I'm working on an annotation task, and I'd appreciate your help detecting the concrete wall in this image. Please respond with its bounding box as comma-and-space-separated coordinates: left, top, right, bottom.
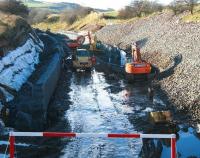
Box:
96, 42, 127, 67
15, 53, 62, 130
32, 53, 61, 112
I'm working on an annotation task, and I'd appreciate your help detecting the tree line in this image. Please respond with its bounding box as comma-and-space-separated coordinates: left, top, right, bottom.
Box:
0, 0, 199, 23
118, 0, 199, 19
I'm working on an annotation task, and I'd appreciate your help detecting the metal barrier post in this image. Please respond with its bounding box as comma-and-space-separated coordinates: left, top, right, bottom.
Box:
171, 135, 176, 158
9, 135, 15, 158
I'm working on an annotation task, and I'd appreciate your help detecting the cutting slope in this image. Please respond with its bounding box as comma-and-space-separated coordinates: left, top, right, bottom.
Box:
96, 12, 200, 121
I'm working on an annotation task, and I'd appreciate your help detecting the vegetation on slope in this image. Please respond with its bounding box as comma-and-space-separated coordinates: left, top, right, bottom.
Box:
31, 0, 200, 33
0, 1, 31, 54
182, 4, 200, 22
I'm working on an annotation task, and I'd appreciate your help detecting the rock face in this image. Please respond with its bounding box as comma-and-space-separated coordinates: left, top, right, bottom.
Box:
96, 12, 200, 122
0, 32, 44, 130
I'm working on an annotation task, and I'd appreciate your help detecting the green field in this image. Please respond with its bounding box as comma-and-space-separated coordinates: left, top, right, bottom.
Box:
23, 1, 51, 8
103, 11, 119, 18
22, 0, 80, 11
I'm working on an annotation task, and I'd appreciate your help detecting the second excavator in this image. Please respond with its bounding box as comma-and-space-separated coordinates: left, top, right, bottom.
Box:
125, 42, 152, 81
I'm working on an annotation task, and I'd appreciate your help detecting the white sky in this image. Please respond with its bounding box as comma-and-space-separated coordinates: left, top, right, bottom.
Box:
38, 0, 173, 10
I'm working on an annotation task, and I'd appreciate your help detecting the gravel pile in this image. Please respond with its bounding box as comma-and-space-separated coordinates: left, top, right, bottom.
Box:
96, 12, 200, 121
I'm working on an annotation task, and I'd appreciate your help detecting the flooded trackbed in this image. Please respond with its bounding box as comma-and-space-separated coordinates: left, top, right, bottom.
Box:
1, 69, 200, 158
59, 70, 200, 158
58, 69, 159, 158
61, 71, 144, 158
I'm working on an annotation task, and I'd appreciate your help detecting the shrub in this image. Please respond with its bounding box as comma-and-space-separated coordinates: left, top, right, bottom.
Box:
170, 0, 199, 15
0, 0, 29, 18
118, 6, 135, 19
60, 7, 93, 24
60, 11, 78, 24
46, 15, 60, 23
183, 0, 199, 14
28, 8, 50, 24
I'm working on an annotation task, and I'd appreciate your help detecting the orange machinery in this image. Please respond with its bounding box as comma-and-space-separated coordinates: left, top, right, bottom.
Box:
67, 32, 92, 50
125, 43, 151, 79
67, 35, 86, 49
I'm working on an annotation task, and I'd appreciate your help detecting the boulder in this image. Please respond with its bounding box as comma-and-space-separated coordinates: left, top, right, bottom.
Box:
148, 111, 173, 124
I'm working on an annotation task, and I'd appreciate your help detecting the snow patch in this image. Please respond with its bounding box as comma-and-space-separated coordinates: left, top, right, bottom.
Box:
195, 124, 200, 133
0, 34, 43, 92
0, 141, 30, 147
0, 154, 8, 158
143, 107, 153, 112
0, 87, 14, 102
0, 33, 43, 120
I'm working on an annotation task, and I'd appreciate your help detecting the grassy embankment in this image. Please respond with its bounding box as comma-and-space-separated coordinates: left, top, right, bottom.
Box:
32, 4, 200, 32
182, 5, 200, 22
32, 10, 140, 32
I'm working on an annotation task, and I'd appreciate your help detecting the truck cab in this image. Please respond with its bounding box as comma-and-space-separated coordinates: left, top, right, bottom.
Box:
72, 49, 95, 71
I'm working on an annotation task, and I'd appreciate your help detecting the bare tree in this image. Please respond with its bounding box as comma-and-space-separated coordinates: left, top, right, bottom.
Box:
184, 0, 199, 14
170, 0, 199, 15
118, 6, 135, 19
118, 0, 163, 19
170, 0, 187, 15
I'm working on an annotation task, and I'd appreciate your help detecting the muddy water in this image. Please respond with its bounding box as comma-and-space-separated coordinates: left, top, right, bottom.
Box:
59, 70, 161, 158
59, 70, 200, 158
1, 69, 200, 158
61, 70, 144, 158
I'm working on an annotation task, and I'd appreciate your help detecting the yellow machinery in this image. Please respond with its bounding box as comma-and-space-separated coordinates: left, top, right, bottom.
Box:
72, 49, 95, 71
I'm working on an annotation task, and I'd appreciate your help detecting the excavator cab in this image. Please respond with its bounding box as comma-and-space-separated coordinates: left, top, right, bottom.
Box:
67, 35, 85, 50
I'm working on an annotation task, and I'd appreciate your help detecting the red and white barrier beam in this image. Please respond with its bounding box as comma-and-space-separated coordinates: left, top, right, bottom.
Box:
9, 132, 176, 158
9, 132, 176, 139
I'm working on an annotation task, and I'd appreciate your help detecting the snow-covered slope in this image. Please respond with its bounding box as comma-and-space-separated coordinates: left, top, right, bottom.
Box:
0, 33, 44, 102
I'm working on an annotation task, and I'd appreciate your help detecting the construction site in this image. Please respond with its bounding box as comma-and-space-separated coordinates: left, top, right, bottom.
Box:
0, 0, 200, 158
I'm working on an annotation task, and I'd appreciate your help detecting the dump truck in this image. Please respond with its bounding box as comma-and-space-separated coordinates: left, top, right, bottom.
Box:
72, 49, 96, 71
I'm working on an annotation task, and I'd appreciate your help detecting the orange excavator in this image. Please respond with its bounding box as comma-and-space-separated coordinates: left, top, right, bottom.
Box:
125, 42, 151, 81
67, 35, 86, 50
67, 32, 92, 49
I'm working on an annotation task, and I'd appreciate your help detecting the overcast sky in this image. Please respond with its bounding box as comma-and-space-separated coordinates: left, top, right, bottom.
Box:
38, 0, 173, 10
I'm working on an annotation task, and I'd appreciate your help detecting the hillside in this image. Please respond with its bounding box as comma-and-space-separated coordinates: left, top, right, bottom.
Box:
32, 11, 132, 32
22, 0, 114, 12
96, 11, 200, 123
22, 0, 81, 11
